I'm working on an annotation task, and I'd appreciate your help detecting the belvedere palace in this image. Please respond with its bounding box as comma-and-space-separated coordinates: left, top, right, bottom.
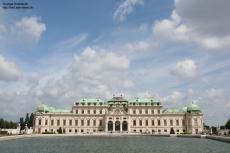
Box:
34, 96, 203, 134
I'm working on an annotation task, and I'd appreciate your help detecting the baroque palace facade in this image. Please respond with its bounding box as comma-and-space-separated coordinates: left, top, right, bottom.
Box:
34, 96, 203, 134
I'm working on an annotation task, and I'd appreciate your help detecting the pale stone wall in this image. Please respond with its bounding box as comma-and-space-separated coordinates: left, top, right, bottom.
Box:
34, 103, 203, 134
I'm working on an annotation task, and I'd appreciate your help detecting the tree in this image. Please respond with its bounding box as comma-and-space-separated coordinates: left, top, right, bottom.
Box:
211, 126, 217, 135
225, 118, 230, 129
170, 128, 175, 134
25, 113, 30, 126
20, 117, 25, 130
220, 125, 226, 130
28, 113, 34, 128
0, 118, 17, 129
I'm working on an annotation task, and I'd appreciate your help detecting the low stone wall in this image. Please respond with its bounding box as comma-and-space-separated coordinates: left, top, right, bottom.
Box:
0, 133, 230, 143
177, 134, 201, 138
206, 135, 230, 143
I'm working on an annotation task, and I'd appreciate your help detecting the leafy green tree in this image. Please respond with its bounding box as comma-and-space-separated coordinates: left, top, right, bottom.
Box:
220, 125, 226, 130
225, 118, 230, 129
211, 126, 217, 135
28, 113, 34, 128
20, 117, 25, 130
170, 128, 175, 134
25, 113, 30, 126
0, 118, 17, 129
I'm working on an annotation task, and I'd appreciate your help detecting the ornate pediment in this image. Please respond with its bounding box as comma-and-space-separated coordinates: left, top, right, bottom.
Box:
108, 108, 127, 115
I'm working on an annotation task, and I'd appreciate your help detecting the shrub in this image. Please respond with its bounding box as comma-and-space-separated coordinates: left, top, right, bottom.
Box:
42, 131, 55, 134
0, 131, 8, 135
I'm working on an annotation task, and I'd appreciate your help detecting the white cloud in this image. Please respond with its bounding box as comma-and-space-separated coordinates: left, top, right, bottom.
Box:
12, 16, 46, 44
170, 59, 197, 79
153, 11, 191, 42
205, 88, 223, 99
56, 33, 88, 51
123, 41, 150, 52
164, 91, 184, 103
0, 55, 21, 81
153, 0, 230, 50
72, 47, 132, 89
113, 0, 144, 22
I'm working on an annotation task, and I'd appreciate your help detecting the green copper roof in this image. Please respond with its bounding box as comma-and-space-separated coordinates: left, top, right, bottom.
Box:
79, 98, 104, 103
163, 108, 185, 114
108, 97, 128, 102
187, 101, 201, 112
129, 98, 160, 103
37, 104, 70, 113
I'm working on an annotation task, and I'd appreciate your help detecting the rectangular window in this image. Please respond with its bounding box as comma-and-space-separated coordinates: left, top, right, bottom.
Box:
145, 120, 148, 126
176, 120, 179, 126
158, 120, 161, 126
38, 119, 41, 125
63, 120, 66, 126
81, 120, 84, 126
87, 120, 90, 126
99, 120, 102, 126
145, 109, 148, 114
139, 120, 142, 126
194, 118, 198, 126
164, 120, 167, 126
133, 120, 136, 126
151, 109, 154, 114
57, 120, 60, 126
88, 110, 90, 114
69, 120, 72, 126
170, 120, 173, 126
152, 120, 154, 126
133, 110, 136, 114
182, 120, 185, 126
158, 110, 160, 114
100, 110, 102, 114
93, 120, 96, 126
76, 110, 78, 114
45, 120, 48, 125
51, 120, 54, 126
139, 109, 142, 114
81, 109, 84, 114
94, 110, 96, 114
75, 120, 78, 126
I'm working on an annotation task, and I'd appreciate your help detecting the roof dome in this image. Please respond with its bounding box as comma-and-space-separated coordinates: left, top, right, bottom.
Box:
187, 101, 201, 112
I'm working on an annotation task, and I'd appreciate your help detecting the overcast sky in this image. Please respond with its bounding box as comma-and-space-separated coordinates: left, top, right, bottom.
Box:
0, 0, 230, 126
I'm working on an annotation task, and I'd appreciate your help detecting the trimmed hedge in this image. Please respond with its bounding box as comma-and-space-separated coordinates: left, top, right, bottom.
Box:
0, 131, 8, 135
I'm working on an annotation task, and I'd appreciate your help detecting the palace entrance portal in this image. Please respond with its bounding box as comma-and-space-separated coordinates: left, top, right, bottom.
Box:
108, 121, 113, 131
107, 120, 128, 132
122, 121, 128, 131
115, 121, 120, 132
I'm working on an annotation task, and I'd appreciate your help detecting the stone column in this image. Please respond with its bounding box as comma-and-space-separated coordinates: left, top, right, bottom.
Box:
128, 119, 130, 133
120, 121, 122, 133
113, 122, 115, 132
105, 119, 108, 133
